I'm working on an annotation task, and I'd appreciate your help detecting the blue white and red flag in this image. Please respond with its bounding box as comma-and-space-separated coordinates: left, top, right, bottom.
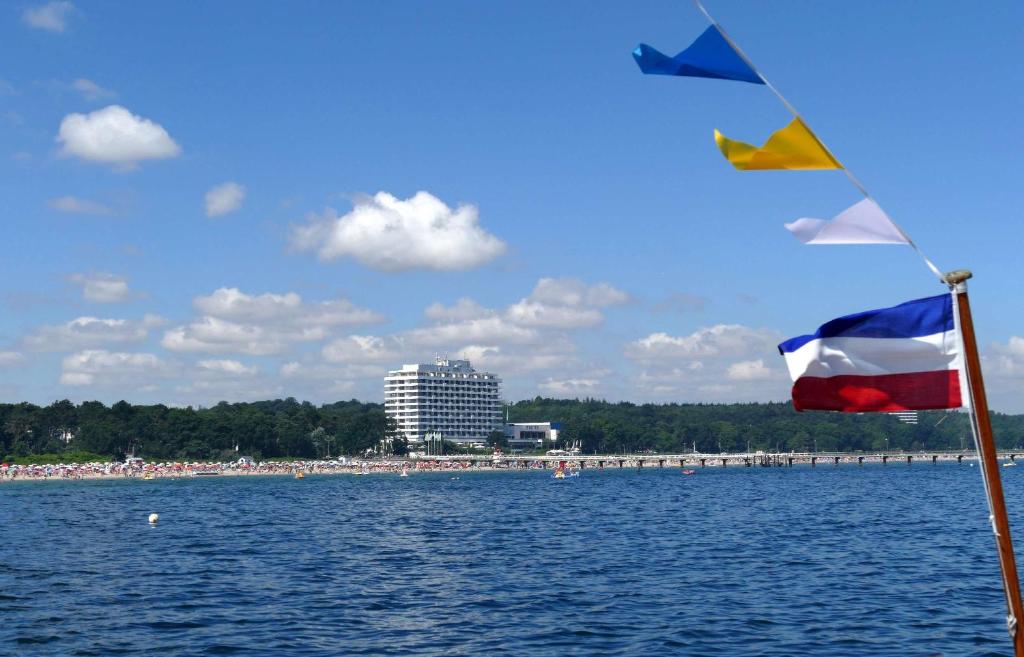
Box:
778, 294, 967, 412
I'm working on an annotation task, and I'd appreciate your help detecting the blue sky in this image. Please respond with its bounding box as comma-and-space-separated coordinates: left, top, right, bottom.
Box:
3, 1, 1023, 410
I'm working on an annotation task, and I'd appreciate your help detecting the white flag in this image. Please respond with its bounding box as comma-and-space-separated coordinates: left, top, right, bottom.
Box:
785, 198, 908, 245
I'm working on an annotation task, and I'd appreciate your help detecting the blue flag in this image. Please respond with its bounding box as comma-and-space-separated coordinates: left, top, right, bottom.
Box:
633, 26, 763, 84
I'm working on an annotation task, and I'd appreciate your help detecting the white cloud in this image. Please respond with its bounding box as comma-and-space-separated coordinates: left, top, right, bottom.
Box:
162, 288, 384, 355
528, 278, 630, 308
48, 195, 112, 215
627, 324, 788, 402
625, 325, 781, 363
195, 288, 306, 320
505, 300, 603, 329
322, 335, 405, 364
24, 315, 165, 352
501, 278, 628, 329
986, 337, 1024, 378
1005, 337, 1024, 358
254, 278, 624, 403
72, 78, 115, 101
405, 316, 539, 347
0, 351, 25, 368
60, 349, 173, 387
69, 272, 133, 303
162, 317, 283, 356
57, 105, 181, 168
586, 282, 632, 307
197, 359, 258, 376
204, 182, 246, 217
308, 278, 624, 396
424, 298, 491, 322
726, 359, 773, 381
538, 377, 602, 396
23, 1, 73, 32
171, 379, 284, 405
289, 191, 506, 271
59, 372, 92, 386
276, 360, 386, 402
194, 287, 383, 326
983, 338, 1024, 412
454, 344, 572, 376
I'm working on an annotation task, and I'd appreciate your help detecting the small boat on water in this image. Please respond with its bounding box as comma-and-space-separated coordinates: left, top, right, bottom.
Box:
399, 468, 409, 477
295, 471, 305, 479
682, 469, 696, 475
1004, 462, 1017, 468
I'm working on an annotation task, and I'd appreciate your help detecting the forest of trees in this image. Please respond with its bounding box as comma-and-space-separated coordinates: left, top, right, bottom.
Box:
4, 396, 1024, 463
0, 398, 399, 462
509, 398, 1024, 454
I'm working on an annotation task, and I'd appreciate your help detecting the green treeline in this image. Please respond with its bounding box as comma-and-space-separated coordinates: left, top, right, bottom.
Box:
509, 398, 1024, 454
0, 398, 397, 462
4, 397, 1024, 463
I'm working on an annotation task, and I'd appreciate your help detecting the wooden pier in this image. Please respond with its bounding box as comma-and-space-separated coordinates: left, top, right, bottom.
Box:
415, 451, 1021, 469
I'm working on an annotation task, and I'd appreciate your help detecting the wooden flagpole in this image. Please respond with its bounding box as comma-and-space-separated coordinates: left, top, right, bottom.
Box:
946, 269, 1024, 656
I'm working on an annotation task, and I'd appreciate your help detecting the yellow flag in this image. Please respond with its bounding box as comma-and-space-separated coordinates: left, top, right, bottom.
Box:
714, 118, 842, 170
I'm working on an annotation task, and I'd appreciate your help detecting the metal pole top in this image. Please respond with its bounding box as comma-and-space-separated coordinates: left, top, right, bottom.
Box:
945, 269, 973, 286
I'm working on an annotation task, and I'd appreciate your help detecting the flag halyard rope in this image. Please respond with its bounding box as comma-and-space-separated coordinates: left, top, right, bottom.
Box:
692, 0, 945, 283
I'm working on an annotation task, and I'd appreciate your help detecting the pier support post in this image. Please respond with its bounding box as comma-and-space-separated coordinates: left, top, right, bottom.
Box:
858, 456, 864, 466
787, 457, 794, 467
811, 457, 817, 467
933, 455, 938, 464
721, 458, 727, 467
958, 454, 964, 464
598, 460, 604, 469
882, 455, 888, 465
658, 459, 664, 468
907, 455, 913, 465
700, 458, 706, 468
744, 458, 751, 467
834, 456, 840, 465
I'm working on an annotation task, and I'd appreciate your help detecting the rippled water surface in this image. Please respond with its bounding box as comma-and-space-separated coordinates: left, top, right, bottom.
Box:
3, 464, 1022, 656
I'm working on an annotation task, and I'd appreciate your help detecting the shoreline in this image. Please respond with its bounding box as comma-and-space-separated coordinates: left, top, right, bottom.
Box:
0, 452, 992, 483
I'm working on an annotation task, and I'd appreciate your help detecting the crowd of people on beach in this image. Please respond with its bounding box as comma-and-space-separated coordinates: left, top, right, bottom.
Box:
0, 457, 553, 481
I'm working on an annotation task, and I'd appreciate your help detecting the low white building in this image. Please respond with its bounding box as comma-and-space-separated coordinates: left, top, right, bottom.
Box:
504, 422, 560, 450
385, 358, 502, 446
889, 411, 918, 425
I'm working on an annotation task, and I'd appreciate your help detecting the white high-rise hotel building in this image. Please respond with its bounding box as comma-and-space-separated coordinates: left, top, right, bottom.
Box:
384, 358, 502, 445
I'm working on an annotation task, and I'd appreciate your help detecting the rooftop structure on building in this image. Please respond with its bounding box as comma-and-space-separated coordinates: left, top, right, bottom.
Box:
385, 357, 502, 446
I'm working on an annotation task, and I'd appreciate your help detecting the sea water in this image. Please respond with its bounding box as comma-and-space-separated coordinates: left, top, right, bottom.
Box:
1, 463, 1018, 656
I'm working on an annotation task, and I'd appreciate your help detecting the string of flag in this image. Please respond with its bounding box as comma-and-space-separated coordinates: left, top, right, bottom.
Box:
636, 10, 1024, 637
633, 0, 945, 282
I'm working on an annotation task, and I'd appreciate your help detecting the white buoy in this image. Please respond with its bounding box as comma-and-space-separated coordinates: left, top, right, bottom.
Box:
148, 513, 159, 524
